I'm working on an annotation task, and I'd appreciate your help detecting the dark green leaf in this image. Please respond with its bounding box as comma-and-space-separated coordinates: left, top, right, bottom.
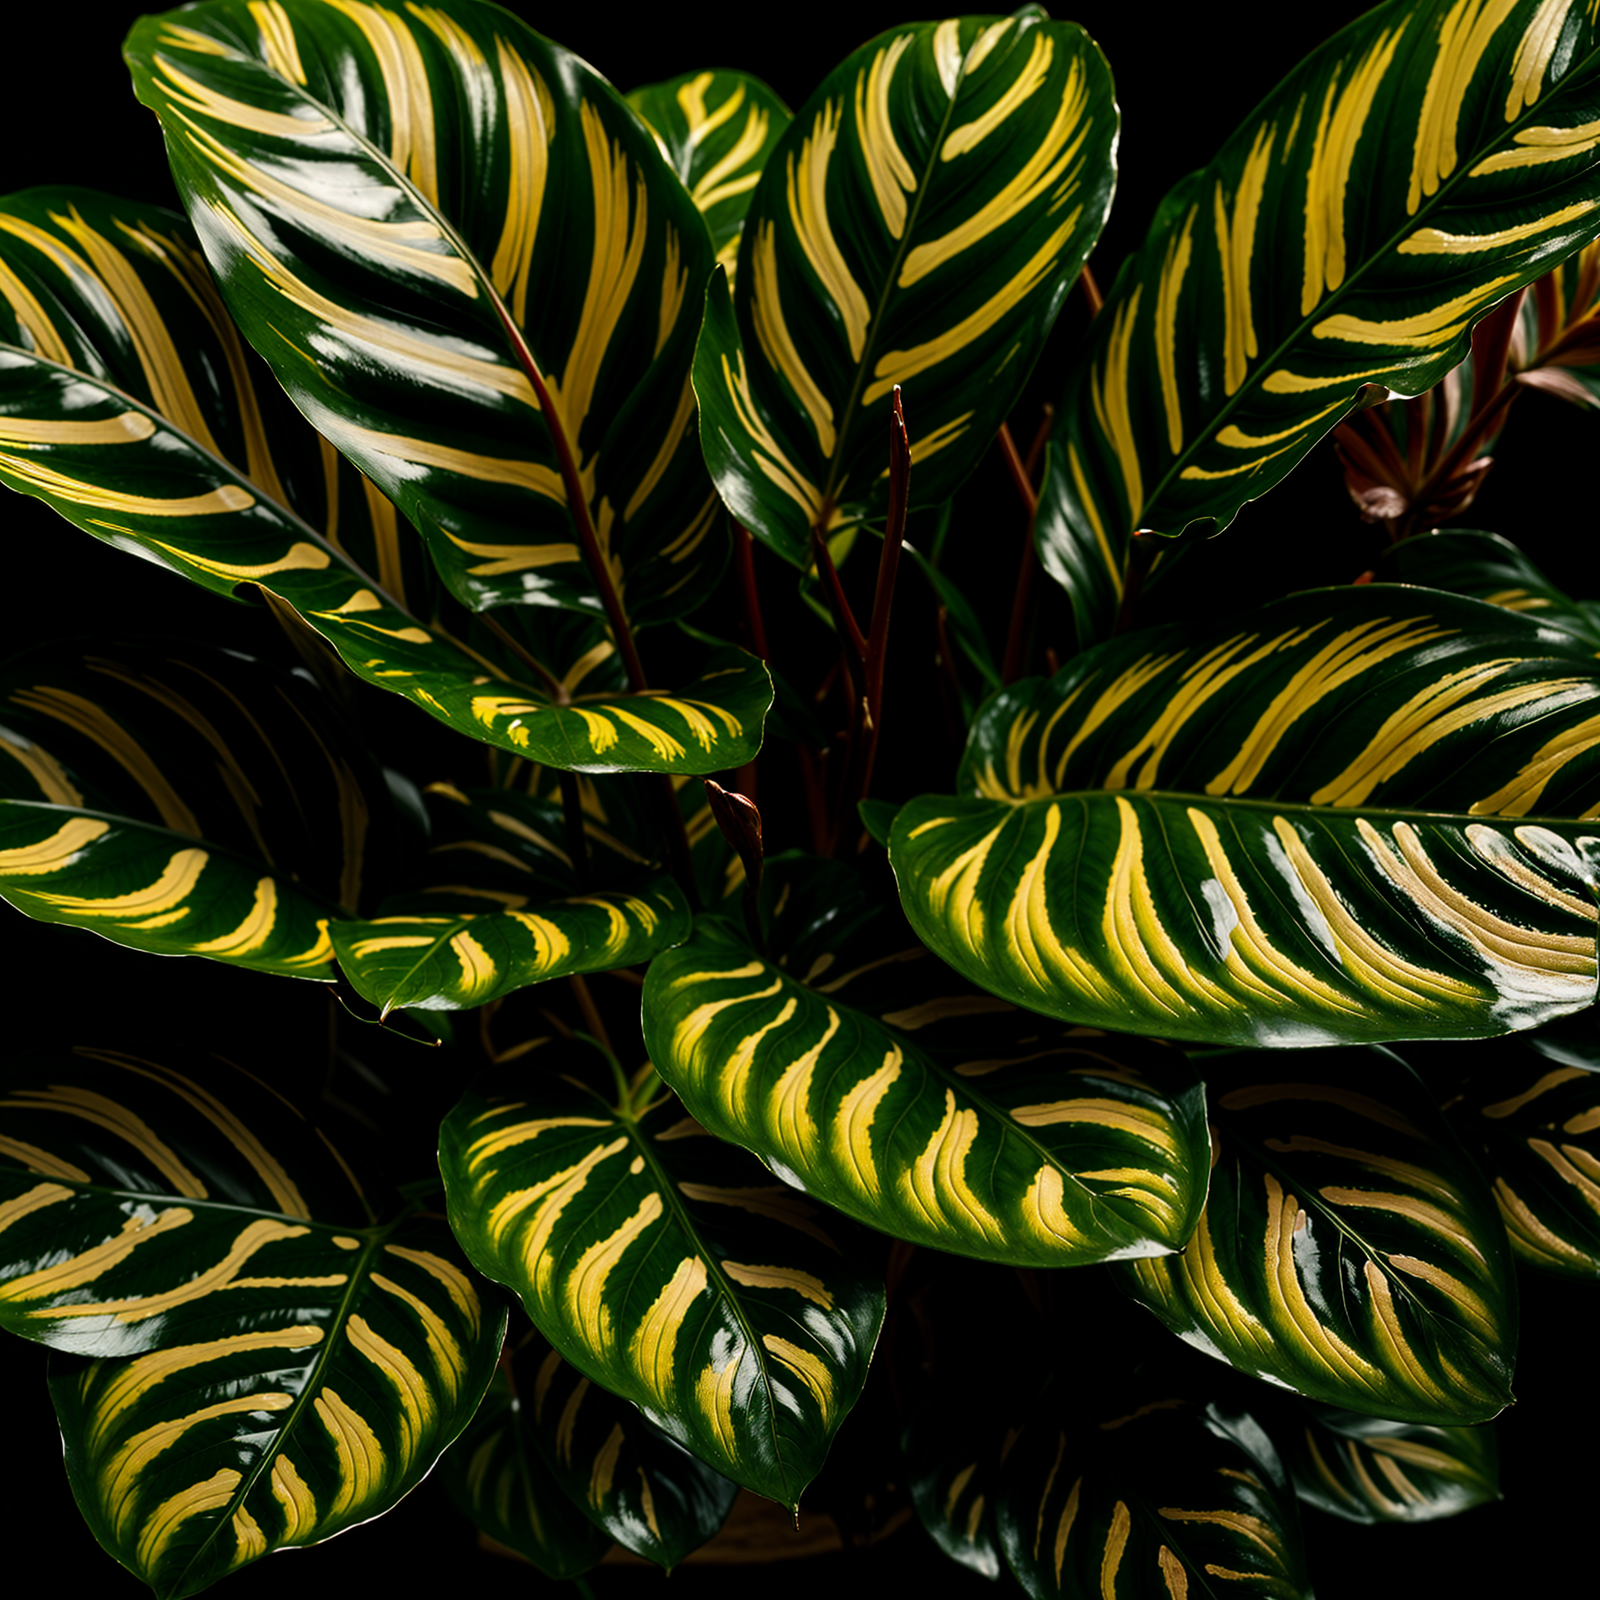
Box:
124, 0, 722, 630
0, 638, 395, 978
996, 1403, 1312, 1599
628, 70, 792, 280
694, 12, 1115, 562
1446, 1017, 1600, 1275
892, 585, 1600, 1048
1042, 0, 1600, 645
1115, 1048, 1518, 1424
330, 786, 691, 1014
438, 1037, 885, 1510
644, 854, 1211, 1266
1385, 527, 1600, 650
0, 1043, 503, 1595
1276, 1402, 1499, 1523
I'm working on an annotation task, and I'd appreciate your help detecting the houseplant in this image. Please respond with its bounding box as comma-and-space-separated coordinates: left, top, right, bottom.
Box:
4, 0, 1600, 1594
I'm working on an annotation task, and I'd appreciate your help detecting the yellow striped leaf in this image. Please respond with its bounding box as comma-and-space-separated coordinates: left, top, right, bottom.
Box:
1445, 1015, 1600, 1274
628, 70, 792, 284
0, 1044, 504, 1595
507, 1329, 738, 1568
0, 187, 772, 775
1276, 1402, 1500, 1523
891, 584, 1600, 1048
329, 786, 691, 1015
125, 0, 722, 632
437, 1363, 614, 1578
996, 1402, 1312, 1599
1042, 0, 1600, 646
693, 11, 1115, 564
642, 854, 1211, 1267
1115, 1048, 1517, 1424
1385, 527, 1600, 649
438, 1037, 885, 1511
0, 639, 395, 979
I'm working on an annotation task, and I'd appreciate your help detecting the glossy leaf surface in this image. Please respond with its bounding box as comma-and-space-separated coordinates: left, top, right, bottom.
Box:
439, 1039, 885, 1510
330, 786, 691, 1014
0, 187, 772, 774
438, 1364, 614, 1578
905, 1411, 1006, 1579
892, 585, 1600, 1049
644, 855, 1211, 1266
520, 1329, 739, 1567
1385, 527, 1600, 649
0, 639, 393, 978
1116, 1048, 1518, 1424
1278, 1403, 1499, 1523
1446, 1019, 1600, 1274
628, 70, 791, 279
1041, 0, 1600, 644
997, 1404, 1311, 1599
125, 0, 721, 631
694, 11, 1115, 563
0, 1044, 503, 1596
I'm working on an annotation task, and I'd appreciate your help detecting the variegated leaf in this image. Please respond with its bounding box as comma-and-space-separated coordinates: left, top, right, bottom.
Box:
125, 0, 723, 631
891, 584, 1600, 1049
904, 1411, 1007, 1579
643, 854, 1211, 1267
996, 1403, 1312, 1599
1276, 1402, 1499, 1523
1115, 1048, 1518, 1424
438, 1363, 614, 1578
1445, 1016, 1600, 1274
0, 187, 772, 775
0, 1043, 503, 1595
330, 786, 691, 1014
520, 1328, 738, 1567
628, 70, 791, 281
1041, 0, 1600, 646
0, 188, 441, 617
693, 11, 1115, 563
1385, 527, 1600, 649
0, 638, 394, 978
438, 1038, 885, 1511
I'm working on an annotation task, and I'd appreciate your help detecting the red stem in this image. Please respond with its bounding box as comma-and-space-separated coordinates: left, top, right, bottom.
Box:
733, 521, 770, 662
490, 301, 649, 693
999, 410, 1053, 686
1078, 261, 1103, 319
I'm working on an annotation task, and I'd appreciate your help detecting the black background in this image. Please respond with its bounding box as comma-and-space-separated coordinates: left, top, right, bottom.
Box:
2, 2, 1596, 1595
